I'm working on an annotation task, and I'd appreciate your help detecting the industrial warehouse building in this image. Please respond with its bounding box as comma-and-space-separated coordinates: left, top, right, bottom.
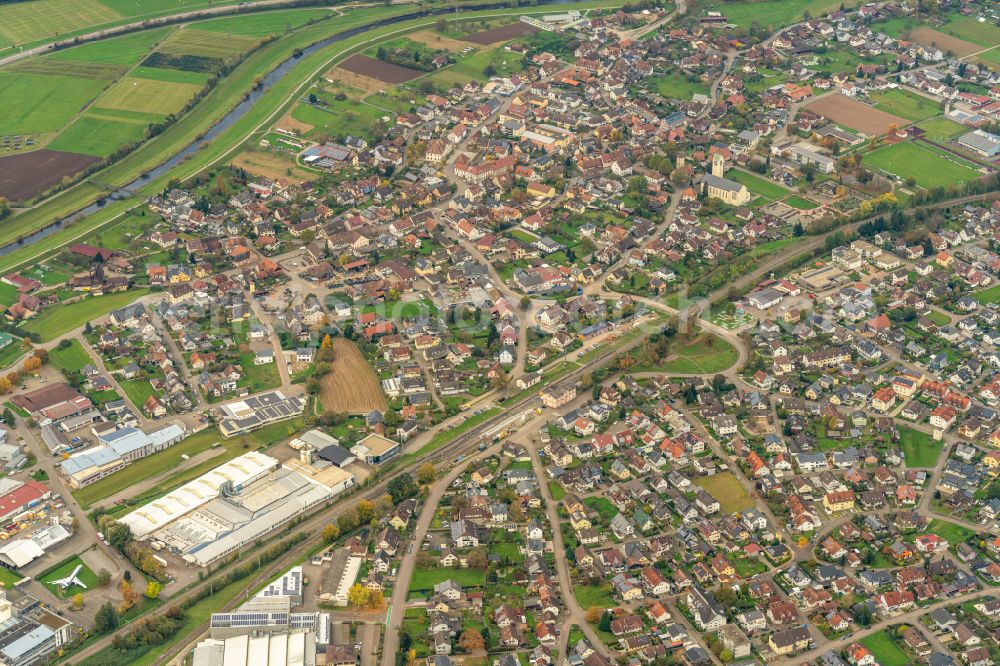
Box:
58, 423, 186, 489
121, 452, 353, 567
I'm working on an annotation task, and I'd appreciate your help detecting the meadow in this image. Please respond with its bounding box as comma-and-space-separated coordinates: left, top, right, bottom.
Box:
863, 141, 981, 189
651, 72, 709, 101
23, 289, 150, 341
869, 88, 940, 122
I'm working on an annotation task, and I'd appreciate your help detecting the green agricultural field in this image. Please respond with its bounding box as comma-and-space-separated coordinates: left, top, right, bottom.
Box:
6, 58, 127, 80
157, 27, 259, 59
706, 0, 860, 29
49, 339, 93, 374
926, 519, 972, 546
132, 65, 211, 85
48, 113, 148, 156
727, 169, 790, 199
22, 289, 149, 341
869, 88, 940, 122
0, 0, 118, 48
651, 72, 708, 100
694, 473, 754, 513
860, 631, 909, 666
95, 76, 201, 116
916, 116, 967, 141
935, 14, 1000, 48
0, 71, 108, 135
898, 426, 942, 467
662, 332, 739, 374
863, 141, 980, 189
39, 555, 99, 598
47, 27, 171, 65
194, 8, 334, 37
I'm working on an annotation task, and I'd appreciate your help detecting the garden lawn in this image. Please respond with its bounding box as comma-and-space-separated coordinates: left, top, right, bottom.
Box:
0, 567, 23, 588
662, 332, 739, 374
727, 169, 791, 199
409, 566, 485, 591
869, 89, 940, 122
120, 378, 157, 411
863, 141, 980, 189
49, 339, 92, 374
926, 519, 972, 546
582, 496, 617, 523
694, 473, 754, 513
783, 195, 820, 210
22, 289, 150, 341
860, 631, 908, 666
974, 282, 1000, 306
898, 425, 942, 467
574, 585, 615, 609
238, 352, 281, 393
39, 555, 99, 598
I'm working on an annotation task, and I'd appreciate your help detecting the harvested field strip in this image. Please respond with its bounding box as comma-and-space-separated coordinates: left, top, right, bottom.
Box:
905, 26, 979, 57
0, 149, 100, 202
157, 28, 259, 58
463, 21, 537, 44
7, 59, 127, 80
408, 30, 480, 52
338, 53, 423, 84
805, 94, 908, 136
318, 337, 387, 414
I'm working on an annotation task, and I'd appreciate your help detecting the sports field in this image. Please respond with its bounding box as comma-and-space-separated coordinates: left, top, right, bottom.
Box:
916, 116, 967, 141
864, 141, 981, 189
869, 88, 940, 122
